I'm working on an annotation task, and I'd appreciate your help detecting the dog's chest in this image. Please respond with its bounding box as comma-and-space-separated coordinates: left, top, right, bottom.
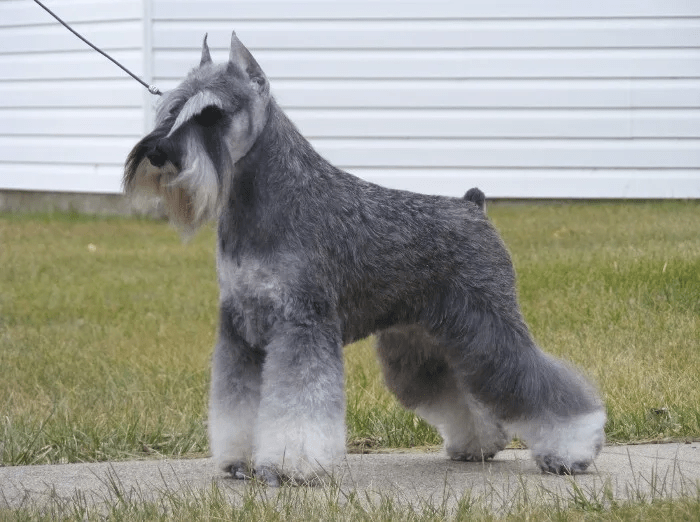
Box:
216, 252, 294, 347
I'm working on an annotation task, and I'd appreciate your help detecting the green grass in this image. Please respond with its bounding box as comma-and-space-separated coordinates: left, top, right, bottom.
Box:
1, 202, 699, 468
1, 202, 699, 519
493, 202, 700, 443
1, 213, 216, 465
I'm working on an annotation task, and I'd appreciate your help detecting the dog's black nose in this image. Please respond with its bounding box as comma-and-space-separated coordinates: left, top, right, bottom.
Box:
146, 145, 167, 167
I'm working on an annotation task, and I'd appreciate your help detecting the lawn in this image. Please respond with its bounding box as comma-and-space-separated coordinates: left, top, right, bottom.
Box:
1, 202, 699, 519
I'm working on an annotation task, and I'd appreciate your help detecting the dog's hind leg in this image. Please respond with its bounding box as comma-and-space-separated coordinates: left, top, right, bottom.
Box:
376, 325, 509, 461
209, 302, 264, 478
447, 307, 606, 474
253, 321, 346, 485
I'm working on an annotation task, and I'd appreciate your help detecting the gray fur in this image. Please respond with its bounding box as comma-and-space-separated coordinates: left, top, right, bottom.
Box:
124, 33, 606, 484
464, 187, 486, 212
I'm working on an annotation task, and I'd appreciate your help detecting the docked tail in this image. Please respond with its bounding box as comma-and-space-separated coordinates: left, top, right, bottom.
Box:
464, 187, 486, 212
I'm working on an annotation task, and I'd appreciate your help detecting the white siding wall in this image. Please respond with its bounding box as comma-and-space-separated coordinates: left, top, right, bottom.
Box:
150, 0, 700, 199
1, 0, 699, 198
0, 0, 145, 193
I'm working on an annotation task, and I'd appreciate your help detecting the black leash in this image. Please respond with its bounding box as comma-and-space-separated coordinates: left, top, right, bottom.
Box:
33, 0, 162, 96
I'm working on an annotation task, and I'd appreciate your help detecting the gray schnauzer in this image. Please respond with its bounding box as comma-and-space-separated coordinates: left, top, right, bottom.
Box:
124, 33, 605, 485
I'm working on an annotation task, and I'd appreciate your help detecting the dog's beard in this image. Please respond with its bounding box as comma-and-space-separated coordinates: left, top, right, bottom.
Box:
127, 132, 222, 234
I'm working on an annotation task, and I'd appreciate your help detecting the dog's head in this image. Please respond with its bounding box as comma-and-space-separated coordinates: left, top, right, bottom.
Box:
124, 32, 270, 232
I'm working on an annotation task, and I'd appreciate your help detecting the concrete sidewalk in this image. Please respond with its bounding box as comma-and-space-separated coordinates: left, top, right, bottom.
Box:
1, 443, 699, 512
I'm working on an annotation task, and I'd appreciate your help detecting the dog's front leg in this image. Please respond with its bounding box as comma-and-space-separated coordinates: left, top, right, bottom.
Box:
208, 313, 263, 478
253, 322, 346, 486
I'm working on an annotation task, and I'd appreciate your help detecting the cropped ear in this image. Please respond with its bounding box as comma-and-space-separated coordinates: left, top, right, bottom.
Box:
228, 31, 268, 94
200, 33, 212, 66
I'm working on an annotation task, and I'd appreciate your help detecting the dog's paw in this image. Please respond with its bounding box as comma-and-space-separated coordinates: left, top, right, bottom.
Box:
448, 450, 497, 462
254, 466, 281, 487
224, 461, 254, 480
252, 466, 325, 487
534, 454, 592, 475
443, 423, 508, 463
511, 409, 606, 476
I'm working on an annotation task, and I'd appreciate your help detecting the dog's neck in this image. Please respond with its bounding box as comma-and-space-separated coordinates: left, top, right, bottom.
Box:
228, 98, 339, 208
240, 99, 330, 181
218, 99, 336, 254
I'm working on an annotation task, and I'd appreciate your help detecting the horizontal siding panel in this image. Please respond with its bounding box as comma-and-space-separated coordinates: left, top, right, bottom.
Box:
152, 1, 700, 20
269, 79, 700, 109
7, 106, 696, 140
0, 51, 143, 81
2, 163, 696, 199
1, 0, 141, 27
0, 136, 134, 165
0, 22, 142, 55
154, 19, 700, 50
0, 80, 144, 109
287, 109, 700, 139
153, 49, 700, 80
351, 168, 700, 198
0, 163, 121, 193
3, 136, 698, 170
633, 112, 700, 138
0, 108, 142, 137
311, 139, 700, 169
0, 1, 145, 195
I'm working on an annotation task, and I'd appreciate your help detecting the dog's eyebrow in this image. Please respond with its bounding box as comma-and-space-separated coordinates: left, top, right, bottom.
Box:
168, 90, 225, 137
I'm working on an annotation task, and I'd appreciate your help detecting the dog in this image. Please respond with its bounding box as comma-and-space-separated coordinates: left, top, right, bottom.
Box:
124, 32, 606, 485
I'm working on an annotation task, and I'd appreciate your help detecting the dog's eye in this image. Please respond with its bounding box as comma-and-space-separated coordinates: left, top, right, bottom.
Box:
194, 106, 224, 127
